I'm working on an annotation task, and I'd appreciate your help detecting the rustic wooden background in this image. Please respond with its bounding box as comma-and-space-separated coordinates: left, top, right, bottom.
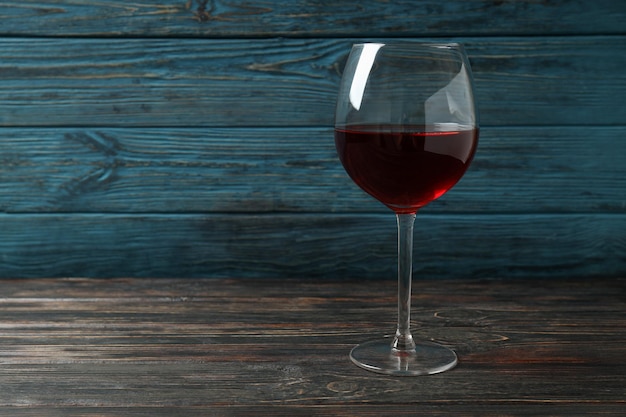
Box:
0, 1, 625, 279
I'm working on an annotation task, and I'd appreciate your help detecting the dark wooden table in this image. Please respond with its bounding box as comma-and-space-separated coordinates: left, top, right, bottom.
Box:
0, 277, 624, 416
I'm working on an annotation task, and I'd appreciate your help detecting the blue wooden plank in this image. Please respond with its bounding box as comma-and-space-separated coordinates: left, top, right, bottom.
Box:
1, 126, 625, 215
0, 37, 623, 127
0, 0, 623, 37
0, 213, 623, 279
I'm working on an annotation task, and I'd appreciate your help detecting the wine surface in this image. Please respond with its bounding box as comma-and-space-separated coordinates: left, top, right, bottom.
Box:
335, 125, 478, 213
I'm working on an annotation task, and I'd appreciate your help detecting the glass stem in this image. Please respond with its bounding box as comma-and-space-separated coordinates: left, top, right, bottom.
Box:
392, 213, 417, 353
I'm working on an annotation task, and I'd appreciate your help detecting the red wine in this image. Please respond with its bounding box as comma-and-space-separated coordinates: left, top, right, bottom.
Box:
335, 125, 478, 213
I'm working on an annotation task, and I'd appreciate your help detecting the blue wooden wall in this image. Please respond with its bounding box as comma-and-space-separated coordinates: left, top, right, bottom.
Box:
0, 1, 625, 279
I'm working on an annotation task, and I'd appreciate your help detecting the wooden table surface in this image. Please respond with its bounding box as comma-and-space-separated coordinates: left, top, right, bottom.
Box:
0, 277, 624, 416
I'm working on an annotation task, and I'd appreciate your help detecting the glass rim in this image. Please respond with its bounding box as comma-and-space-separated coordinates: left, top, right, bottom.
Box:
351, 41, 464, 49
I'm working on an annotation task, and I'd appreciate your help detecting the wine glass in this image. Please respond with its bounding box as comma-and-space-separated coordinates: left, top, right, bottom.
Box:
334, 42, 479, 376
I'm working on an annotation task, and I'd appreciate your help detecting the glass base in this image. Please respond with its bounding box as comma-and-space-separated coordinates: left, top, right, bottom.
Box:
350, 337, 458, 376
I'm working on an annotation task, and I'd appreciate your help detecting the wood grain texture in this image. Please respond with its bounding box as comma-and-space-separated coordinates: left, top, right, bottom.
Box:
0, 0, 624, 37
0, 213, 624, 279
0, 277, 623, 415
1, 1, 625, 281
0, 1, 624, 412
0, 36, 624, 127
1, 126, 625, 214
